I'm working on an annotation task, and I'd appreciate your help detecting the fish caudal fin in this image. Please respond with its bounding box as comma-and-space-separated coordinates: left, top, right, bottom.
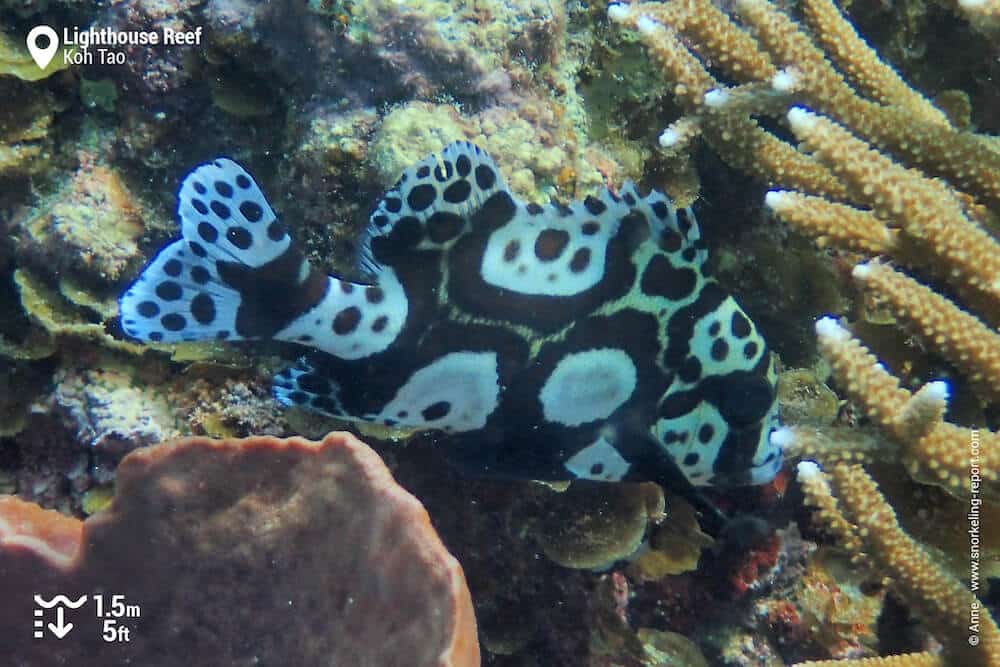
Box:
120, 158, 333, 345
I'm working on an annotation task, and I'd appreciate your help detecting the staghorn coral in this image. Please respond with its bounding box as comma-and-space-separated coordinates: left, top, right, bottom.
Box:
611, 1, 998, 663
796, 461, 1000, 666
0, 432, 479, 666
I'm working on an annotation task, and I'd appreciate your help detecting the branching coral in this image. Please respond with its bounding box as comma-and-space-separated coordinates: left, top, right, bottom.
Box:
610, 0, 998, 662
796, 461, 1000, 666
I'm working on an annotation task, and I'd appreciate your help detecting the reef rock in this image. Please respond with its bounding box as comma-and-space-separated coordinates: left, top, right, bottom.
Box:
0, 432, 479, 667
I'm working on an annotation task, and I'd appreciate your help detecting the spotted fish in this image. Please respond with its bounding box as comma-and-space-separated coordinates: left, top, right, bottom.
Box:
119, 142, 782, 488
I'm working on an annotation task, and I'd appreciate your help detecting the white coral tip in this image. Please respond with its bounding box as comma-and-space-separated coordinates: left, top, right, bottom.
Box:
770, 427, 795, 450
764, 190, 791, 211
787, 106, 818, 133
703, 89, 730, 108
815, 316, 849, 341
796, 460, 822, 481
635, 15, 661, 35
851, 262, 873, 281
923, 380, 950, 402
771, 68, 800, 92
607, 3, 632, 22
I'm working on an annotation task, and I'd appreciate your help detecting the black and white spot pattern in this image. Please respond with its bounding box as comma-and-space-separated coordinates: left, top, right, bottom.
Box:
360, 142, 506, 272
539, 348, 637, 427
563, 434, 631, 482
273, 268, 409, 360
363, 352, 500, 431
121, 142, 783, 491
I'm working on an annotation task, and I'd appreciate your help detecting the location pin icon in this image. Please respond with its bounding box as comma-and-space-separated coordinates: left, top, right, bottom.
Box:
26, 26, 59, 70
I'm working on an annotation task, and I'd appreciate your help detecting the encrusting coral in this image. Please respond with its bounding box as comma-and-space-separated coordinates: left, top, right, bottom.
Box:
0, 432, 479, 666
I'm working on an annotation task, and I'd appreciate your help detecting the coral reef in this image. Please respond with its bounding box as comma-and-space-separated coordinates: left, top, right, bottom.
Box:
18, 150, 146, 283
0, 432, 479, 666
611, 1, 998, 664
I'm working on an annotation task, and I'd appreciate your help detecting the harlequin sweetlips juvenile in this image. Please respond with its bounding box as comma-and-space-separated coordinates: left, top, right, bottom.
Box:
119, 142, 782, 490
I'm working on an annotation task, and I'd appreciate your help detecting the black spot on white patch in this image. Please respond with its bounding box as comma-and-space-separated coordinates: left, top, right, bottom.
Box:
193, 181, 207, 195
332, 306, 361, 335
732, 311, 752, 338
569, 248, 591, 273
455, 154, 471, 177
584, 196, 606, 215
189, 241, 207, 257
408, 184, 437, 211
164, 259, 182, 277
239, 201, 263, 222
535, 229, 570, 261
527, 203, 543, 215
421, 401, 451, 421
385, 197, 402, 213
156, 281, 182, 301
138, 301, 159, 318
683, 452, 699, 466
191, 293, 216, 324
161, 313, 186, 331
416, 165, 430, 179
214, 181, 233, 198
192, 199, 208, 215
227, 227, 253, 250
443, 179, 472, 204
198, 222, 218, 243
503, 240, 520, 262
210, 201, 231, 219
191, 265, 210, 284
475, 164, 496, 190
235, 174, 251, 189
711, 338, 729, 361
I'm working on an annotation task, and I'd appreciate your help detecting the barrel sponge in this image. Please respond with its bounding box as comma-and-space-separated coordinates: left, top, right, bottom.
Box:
0, 432, 479, 667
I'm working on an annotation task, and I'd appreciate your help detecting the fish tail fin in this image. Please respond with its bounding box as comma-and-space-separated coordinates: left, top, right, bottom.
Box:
120, 158, 371, 349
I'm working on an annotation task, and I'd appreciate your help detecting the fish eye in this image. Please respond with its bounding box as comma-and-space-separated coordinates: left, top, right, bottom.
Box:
717, 375, 774, 428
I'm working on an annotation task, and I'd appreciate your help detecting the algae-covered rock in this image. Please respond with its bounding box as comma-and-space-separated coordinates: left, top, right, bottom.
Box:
51, 365, 185, 453
777, 368, 840, 427
0, 29, 71, 81
0, 77, 56, 175
628, 496, 714, 580
536, 481, 665, 569
19, 153, 145, 282
370, 100, 617, 203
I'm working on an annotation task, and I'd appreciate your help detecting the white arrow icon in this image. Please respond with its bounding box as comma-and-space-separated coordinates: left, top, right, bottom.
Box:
47, 607, 73, 639
26, 26, 59, 70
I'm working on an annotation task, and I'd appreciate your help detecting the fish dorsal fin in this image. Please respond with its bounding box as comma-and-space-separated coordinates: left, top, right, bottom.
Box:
358, 141, 508, 271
